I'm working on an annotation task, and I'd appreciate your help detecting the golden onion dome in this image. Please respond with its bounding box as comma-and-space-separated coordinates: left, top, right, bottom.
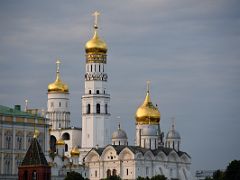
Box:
135, 84, 160, 125
56, 138, 65, 146
70, 147, 80, 156
85, 28, 107, 53
48, 60, 69, 93
85, 11, 107, 53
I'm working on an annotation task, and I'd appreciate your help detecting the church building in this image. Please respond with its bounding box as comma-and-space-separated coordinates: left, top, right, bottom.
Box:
49, 11, 193, 180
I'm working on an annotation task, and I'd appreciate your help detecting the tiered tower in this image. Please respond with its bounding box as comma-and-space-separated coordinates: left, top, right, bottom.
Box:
81, 12, 111, 148
135, 82, 163, 149
47, 60, 70, 130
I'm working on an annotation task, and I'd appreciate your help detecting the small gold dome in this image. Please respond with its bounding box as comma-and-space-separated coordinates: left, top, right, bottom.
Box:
70, 147, 80, 156
48, 60, 69, 93
48, 74, 69, 93
56, 138, 65, 145
85, 29, 107, 53
135, 89, 160, 125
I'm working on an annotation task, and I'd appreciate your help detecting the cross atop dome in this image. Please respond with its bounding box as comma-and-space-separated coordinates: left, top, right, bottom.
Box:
147, 80, 151, 92
56, 59, 61, 73
92, 11, 100, 29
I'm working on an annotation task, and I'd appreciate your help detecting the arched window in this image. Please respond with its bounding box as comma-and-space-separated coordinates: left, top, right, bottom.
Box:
62, 133, 70, 140
50, 135, 57, 152
65, 144, 68, 152
5, 131, 12, 149
96, 90, 100, 94
105, 104, 108, 114
96, 104, 100, 114
91, 65, 92, 72
89, 90, 91, 94
32, 171, 37, 180
87, 104, 91, 114
95, 64, 96, 72
112, 169, 117, 176
4, 154, 11, 174
59, 102, 61, 107
103, 65, 104, 72
99, 64, 101, 72
17, 136, 23, 150
126, 168, 129, 175
107, 169, 111, 177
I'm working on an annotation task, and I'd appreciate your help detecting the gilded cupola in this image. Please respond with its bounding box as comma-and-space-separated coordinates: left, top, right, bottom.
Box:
56, 138, 65, 146
135, 82, 160, 125
70, 146, 80, 156
48, 60, 69, 93
85, 11, 108, 54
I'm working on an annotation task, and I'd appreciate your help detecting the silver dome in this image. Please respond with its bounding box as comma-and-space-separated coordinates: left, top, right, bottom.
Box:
112, 125, 128, 139
166, 128, 181, 139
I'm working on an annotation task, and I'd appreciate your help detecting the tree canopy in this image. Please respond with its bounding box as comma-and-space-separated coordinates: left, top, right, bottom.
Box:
204, 160, 240, 180
64, 171, 86, 180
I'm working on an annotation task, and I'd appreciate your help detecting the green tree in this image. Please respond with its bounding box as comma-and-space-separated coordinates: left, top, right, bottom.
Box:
64, 171, 85, 180
204, 177, 213, 180
101, 175, 121, 180
151, 174, 167, 180
136, 175, 167, 180
136, 177, 146, 180
224, 160, 240, 180
212, 170, 224, 180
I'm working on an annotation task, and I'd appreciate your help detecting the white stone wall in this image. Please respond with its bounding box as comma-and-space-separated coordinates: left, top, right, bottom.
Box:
84, 145, 192, 180
50, 128, 82, 157
47, 92, 70, 130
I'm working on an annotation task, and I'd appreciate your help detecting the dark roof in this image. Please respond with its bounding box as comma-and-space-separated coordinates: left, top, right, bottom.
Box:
0, 105, 44, 119
21, 137, 48, 166
90, 144, 190, 158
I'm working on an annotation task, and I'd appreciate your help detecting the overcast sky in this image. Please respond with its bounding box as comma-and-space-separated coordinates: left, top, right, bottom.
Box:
0, 0, 240, 173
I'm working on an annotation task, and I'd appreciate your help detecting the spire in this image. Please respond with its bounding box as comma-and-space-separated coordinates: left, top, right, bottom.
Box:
24, 99, 28, 112
171, 117, 176, 131
93, 11, 100, 30
143, 80, 151, 105
147, 80, 150, 93
56, 59, 61, 80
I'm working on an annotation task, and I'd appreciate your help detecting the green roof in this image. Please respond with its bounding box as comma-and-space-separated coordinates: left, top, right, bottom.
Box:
0, 105, 44, 119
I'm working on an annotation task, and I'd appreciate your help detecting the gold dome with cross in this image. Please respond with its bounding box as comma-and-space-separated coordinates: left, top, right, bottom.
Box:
135, 81, 160, 125
48, 59, 69, 93
85, 11, 108, 53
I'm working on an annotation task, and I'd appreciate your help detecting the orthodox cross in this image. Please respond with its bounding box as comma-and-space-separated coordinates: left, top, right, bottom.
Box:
171, 116, 176, 130
147, 80, 151, 92
56, 59, 61, 73
92, 11, 100, 28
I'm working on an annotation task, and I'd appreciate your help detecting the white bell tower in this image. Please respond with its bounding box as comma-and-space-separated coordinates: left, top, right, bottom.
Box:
47, 59, 70, 130
81, 11, 111, 149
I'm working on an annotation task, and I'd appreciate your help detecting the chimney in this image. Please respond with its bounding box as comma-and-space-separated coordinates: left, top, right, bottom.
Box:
14, 105, 21, 111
